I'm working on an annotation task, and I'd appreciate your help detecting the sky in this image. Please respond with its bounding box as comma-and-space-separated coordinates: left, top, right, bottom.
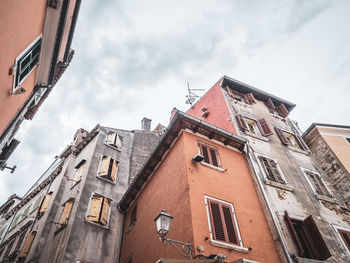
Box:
1, 0, 350, 203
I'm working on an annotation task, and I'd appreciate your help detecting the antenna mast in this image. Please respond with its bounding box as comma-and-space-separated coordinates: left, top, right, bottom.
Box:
185, 82, 204, 107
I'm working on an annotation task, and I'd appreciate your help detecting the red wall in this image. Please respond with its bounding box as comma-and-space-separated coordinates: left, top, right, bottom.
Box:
186, 79, 237, 134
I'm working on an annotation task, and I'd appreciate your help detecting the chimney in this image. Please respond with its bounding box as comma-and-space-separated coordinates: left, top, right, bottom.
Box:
141, 117, 152, 131
73, 128, 88, 147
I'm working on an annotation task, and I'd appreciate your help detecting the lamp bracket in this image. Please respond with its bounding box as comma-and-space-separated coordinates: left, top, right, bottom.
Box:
160, 234, 193, 259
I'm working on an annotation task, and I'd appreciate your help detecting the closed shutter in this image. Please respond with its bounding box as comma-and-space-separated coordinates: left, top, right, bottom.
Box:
257, 118, 272, 136
210, 149, 218, 167
38, 192, 52, 213
115, 135, 122, 149
284, 211, 304, 256
59, 201, 73, 225
18, 232, 36, 258
275, 127, 290, 145
236, 114, 248, 131
295, 135, 310, 152
276, 103, 289, 118
222, 206, 238, 244
209, 201, 225, 241
106, 133, 116, 145
304, 215, 331, 260
88, 195, 103, 223
243, 93, 255, 104
99, 157, 110, 177
110, 160, 118, 182
266, 98, 275, 112
200, 144, 210, 164
268, 159, 285, 184
100, 198, 110, 226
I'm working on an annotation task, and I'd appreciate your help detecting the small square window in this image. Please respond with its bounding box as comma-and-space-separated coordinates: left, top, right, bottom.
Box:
198, 142, 221, 168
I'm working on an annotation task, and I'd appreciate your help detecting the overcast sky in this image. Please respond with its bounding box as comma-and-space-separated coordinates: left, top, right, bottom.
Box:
1, 0, 349, 204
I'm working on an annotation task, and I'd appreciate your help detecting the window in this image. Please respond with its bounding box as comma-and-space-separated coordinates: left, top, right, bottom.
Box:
18, 231, 36, 259
129, 204, 137, 228
32, 194, 44, 211
225, 87, 255, 104
73, 160, 86, 182
265, 99, 289, 118
275, 127, 309, 151
38, 192, 53, 215
302, 169, 332, 198
336, 228, 350, 253
23, 204, 32, 218
106, 132, 122, 149
98, 156, 118, 182
3, 238, 15, 259
87, 194, 111, 226
346, 138, 350, 144
198, 142, 221, 168
284, 211, 331, 260
205, 197, 241, 246
236, 115, 272, 137
257, 155, 286, 184
11, 212, 23, 228
58, 200, 74, 228
14, 38, 42, 88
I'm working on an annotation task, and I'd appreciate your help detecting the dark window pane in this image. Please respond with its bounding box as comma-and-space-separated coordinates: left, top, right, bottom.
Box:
210, 202, 225, 241
202, 145, 209, 164
210, 149, 218, 167
222, 206, 237, 244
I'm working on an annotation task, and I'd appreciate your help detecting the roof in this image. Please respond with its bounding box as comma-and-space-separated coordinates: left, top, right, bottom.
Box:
118, 110, 247, 212
222, 75, 296, 112
303, 122, 350, 137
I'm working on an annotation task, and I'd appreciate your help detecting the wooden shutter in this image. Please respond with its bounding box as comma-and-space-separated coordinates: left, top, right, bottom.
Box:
99, 157, 110, 177
200, 144, 210, 164
268, 159, 285, 184
110, 160, 118, 182
284, 211, 304, 256
209, 148, 218, 167
18, 232, 36, 258
115, 135, 122, 149
100, 198, 110, 226
106, 132, 116, 145
222, 205, 238, 244
88, 195, 103, 223
243, 93, 255, 104
266, 98, 275, 112
209, 201, 225, 241
236, 114, 248, 131
257, 118, 272, 136
74, 163, 86, 181
38, 192, 52, 213
304, 215, 331, 260
275, 127, 290, 145
276, 103, 289, 118
59, 201, 73, 225
295, 135, 310, 152
225, 86, 235, 98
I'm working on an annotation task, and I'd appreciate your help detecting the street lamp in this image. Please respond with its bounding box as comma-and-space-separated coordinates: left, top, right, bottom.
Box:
154, 210, 193, 259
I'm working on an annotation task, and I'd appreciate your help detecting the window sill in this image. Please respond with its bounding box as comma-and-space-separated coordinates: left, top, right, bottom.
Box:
96, 175, 116, 185
264, 179, 294, 192
84, 218, 109, 229
104, 143, 121, 152
210, 240, 249, 253
200, 162, 224, 172
287, 145, 309, 155
245, 131, 269, 142
316, 194, 338, 204
295, 256, 325, 263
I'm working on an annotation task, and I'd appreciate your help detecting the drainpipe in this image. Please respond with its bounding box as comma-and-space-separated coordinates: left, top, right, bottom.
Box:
245, 141, 293, 263
116, 212, 125, 263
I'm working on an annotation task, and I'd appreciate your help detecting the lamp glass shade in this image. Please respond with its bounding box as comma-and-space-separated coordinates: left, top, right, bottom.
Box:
154, 209, 173, 236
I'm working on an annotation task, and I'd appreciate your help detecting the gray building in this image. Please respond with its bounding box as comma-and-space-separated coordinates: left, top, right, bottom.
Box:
0, 119, 162, 263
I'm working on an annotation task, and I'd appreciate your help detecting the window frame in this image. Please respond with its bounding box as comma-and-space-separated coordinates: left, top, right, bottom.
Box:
86, 193, 112, 228
97, 155, 118, 184
236, 115, 272, 138
12, 36, 42, 91
333, 225, 350, 255
204, 196, 245, 251
275, 127, 309, 152
255, 153, 288, 185
197, 141, 222, 169
105, 132, 122, 150
300, 168, 333, 198
56, 199, 75, 233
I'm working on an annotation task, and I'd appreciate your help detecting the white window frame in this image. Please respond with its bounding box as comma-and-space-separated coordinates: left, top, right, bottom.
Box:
255, 153, 288, 185
332, 224, 350, 256
204, 195, 248, 253
85, 192, 112, 229
197, 141, 224, 172
300, 167, 333, 198
243, 116, 261, 136
12, 35, 42, 91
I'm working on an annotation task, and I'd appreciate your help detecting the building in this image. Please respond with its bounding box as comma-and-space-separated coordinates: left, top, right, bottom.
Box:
119, 110, 282, 263
303, 123, 350, 210
186, 76, 350, 262
0, 119, 162, 262
0, 0, 82, 170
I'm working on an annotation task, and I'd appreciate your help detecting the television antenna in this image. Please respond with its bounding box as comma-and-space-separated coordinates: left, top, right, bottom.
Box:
185, 82, 204, 106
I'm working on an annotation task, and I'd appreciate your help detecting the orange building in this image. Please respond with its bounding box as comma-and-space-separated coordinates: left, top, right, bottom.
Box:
119, 110, 281, 263
0, 0, 81, 169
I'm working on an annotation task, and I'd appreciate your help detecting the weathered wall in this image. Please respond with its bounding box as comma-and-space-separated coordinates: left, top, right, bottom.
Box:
0, 0, 46, 135
183, 131, 281, 263
120, 132, 192, 263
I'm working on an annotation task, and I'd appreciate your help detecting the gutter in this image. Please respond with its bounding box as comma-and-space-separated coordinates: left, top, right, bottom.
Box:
245, 141, 293, 263
63, 0, 81, 62
116, 213, 125, 263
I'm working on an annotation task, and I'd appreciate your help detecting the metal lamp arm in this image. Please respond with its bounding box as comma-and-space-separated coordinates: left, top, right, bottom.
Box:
160, 235, 193, 259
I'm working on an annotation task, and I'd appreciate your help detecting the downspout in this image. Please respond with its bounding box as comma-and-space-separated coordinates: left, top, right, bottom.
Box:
116, 211, 125, 263
245, 141, 293, 263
